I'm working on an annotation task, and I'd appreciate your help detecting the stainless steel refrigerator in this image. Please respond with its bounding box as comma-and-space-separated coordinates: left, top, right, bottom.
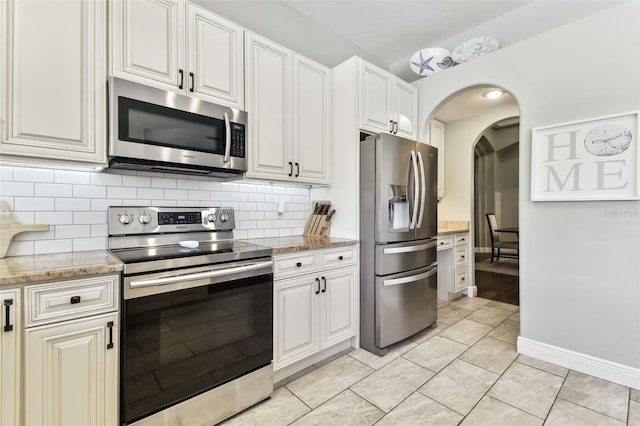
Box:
360, 133, 438, 355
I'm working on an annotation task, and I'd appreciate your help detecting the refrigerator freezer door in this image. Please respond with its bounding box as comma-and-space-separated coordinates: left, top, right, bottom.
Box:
375, 265, 437, 348
374, 239, 437, 276
372, 134, 418, 243
415, 142, 438, 240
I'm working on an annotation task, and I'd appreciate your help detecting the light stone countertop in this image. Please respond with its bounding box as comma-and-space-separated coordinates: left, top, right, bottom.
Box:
0, 250, 123, 286
438, 220, 470, 235
243, 236, 358, 254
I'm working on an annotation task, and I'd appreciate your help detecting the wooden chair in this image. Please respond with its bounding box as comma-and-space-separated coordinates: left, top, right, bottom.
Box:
486, 213, 518, 262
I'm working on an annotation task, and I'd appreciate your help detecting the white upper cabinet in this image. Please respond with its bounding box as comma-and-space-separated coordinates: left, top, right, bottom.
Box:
111, 0, 244, 109
430, 119, 445, 198
245, 32, 330, 185
359, 60, 417, 140
1, 0, 107, 167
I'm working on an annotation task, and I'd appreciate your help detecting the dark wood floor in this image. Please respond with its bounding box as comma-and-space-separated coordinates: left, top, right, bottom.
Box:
474, 253, 519, 306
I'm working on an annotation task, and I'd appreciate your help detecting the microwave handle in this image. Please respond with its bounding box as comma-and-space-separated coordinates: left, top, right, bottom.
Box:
223, 112, 231, 163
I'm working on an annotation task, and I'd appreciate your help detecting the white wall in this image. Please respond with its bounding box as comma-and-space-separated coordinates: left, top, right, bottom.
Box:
0, 166, 310, 256
414, 1, 640, 381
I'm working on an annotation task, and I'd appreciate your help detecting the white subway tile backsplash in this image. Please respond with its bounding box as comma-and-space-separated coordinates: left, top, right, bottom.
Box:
56, 198, 91, 212
107, 186, 137, 199
55, 170, 91, 184
73, 185, 106, 198
123, 175, 151, 187
0, 181, 34, 196
0, 166, 14, 181
91, 173, 122, 186
1, 167, 310, 256
73, 237, 107, 252
74, 211, 107, 225
151, 177, 177, 189
35, 183, 72, 197
15, 197, 54, 211
35, 239, 72, 254
36, 212, 73, 225
56, 225, 91, 239
137, 188, 164, 199
177, 179, 200, 190
15, 168, 54, 183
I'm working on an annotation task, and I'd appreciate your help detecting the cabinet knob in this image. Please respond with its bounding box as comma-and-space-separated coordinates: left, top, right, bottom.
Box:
70, 296, 81, 304
296, 262, 302, 267
338, 255, 343, 260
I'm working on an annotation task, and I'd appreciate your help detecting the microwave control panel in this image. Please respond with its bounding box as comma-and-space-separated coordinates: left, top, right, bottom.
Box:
230, 123, 245, 158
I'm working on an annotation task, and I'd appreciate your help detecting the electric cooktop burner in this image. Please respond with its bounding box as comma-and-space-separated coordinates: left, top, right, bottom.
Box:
110, 240, 266, 264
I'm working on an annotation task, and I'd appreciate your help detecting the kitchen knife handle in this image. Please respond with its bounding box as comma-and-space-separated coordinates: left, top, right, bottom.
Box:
3, 299, 13, 332
178, 69, 184, 89
315, 278, 320, 294
288, 162, 293, 177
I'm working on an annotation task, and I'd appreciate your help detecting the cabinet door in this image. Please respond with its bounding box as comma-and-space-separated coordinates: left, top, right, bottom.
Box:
394, 79, 418, 140
187, 3, 244, 108
25, 313, 118, 426
321, 267, 358, 346
0, 289, 21, 426
293, 55, 330, 184
111, 0, 185, 92
359, 61, 393, 134
245, 32, 292, 181
2, 0, 107, 165
430, 119, 445, 198
274, 276, 319, 367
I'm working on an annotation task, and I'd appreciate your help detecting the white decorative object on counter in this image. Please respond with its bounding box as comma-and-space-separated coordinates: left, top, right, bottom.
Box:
409, 47, 453, 76
0, 201, 49, 258
451, 36, 499, 63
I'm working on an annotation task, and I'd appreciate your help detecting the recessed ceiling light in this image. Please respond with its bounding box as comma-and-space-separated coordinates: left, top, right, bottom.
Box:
483, 89, 504, 99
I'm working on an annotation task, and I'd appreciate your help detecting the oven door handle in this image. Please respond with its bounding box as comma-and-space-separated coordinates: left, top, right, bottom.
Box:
129, 260, 272, 288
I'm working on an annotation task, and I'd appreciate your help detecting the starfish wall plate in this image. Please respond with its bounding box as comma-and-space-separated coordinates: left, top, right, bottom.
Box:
409, 47, 452, 77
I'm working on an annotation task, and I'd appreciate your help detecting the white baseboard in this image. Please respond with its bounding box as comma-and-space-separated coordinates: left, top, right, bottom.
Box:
463, 285, 478, 297
517, 336, 640, 389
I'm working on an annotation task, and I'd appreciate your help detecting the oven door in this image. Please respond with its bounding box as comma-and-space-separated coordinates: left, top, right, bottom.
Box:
121, 259, 273, 425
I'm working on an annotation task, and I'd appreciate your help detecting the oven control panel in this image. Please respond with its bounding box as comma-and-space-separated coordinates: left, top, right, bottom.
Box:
108, 206, 235, 235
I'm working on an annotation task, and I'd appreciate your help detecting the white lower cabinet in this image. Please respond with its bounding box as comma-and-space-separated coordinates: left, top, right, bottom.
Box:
274, 246, 358, 373
0, 288, 21, 426
23, 275, 119, 426
437, 232, 469, 300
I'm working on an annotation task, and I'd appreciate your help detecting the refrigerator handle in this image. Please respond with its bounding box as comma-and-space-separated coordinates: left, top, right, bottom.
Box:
409, 150, 419, 229
383, 266, 437, 286
416, 150, 426, 228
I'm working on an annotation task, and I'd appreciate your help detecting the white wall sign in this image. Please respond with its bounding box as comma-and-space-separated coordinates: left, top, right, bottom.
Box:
531, 111, 639, 201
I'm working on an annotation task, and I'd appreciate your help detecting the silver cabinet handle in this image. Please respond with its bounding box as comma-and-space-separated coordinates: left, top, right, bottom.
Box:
223, 112, 231, 163
383, 241, 437, 254
383, 267, 437, 286
130, 261, 272, 288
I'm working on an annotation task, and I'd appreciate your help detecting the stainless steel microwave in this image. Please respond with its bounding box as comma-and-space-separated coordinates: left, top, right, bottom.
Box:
108, 77, 247, 178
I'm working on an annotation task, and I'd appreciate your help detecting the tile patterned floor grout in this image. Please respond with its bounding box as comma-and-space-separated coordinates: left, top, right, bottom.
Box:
222, 297, 639, 425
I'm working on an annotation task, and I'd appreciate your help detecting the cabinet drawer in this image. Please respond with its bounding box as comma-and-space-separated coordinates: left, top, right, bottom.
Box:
454, 233, 469, 246
454, 269, 468, 293
455, 247, 469, 267
321, 246, 357, 269
25, 275, 119, 327
274, 251, 319, 280
437, 235, 453, 251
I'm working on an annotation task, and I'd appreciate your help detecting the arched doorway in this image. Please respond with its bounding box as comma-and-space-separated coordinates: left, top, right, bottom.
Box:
421, 86, 520, 304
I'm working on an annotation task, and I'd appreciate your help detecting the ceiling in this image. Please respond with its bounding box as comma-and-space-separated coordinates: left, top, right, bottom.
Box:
197, 0, 625, 121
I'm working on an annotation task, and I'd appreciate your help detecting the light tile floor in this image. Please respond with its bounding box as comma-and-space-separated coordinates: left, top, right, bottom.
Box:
222, 297, 640, 425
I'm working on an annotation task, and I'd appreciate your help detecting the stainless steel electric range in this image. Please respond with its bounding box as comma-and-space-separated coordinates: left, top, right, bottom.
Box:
108, 206, 273, 426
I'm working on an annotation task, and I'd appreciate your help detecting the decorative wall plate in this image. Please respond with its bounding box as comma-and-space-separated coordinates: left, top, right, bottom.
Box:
451, 37, 499, 63
409, 47, 452, 76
